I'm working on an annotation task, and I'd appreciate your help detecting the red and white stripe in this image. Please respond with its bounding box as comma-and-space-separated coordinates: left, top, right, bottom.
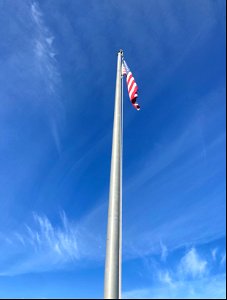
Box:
126, 72, 138, 102
122, 64, 127, 76
122, 60, 140, 111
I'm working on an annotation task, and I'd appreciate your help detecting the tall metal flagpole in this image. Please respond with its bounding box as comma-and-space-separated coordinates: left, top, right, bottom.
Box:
104, 49, 123, 299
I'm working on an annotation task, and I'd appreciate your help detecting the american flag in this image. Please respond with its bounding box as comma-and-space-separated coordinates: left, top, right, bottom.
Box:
122, 60, 140, 111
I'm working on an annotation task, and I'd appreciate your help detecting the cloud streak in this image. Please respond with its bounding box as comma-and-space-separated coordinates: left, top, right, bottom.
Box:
178, 248, 207, 279
31, 1, 60, 93
28, 212, 79, 260
0, 212, 81, 275
123, 274, 226, 299
30, 1, 64, 153
123, 247, 226, 299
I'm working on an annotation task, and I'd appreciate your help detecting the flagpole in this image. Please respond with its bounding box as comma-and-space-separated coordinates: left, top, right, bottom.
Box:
104, 49, 123, 299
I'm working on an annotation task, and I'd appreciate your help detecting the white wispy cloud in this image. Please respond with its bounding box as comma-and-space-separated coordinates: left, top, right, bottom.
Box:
30, 1, 64, 153
31, 1, 60, 93
123, 247, 226, 299
14, 233, 26, 246
123, 274, 226, 299
0, 207, 107, 276
211, 247, 218, 261
158, 270, 175, 288
178, 248, 207, 279
29, 212, 79, 260
0, 212, 81, 275
31, 1, 42, 25
220, 253, 226, 266
158, 248, 208, 290
160, 241, 168, 262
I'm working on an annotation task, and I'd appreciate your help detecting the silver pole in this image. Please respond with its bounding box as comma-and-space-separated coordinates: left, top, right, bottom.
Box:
119, 60, 124, 300
104, 50, 123, 299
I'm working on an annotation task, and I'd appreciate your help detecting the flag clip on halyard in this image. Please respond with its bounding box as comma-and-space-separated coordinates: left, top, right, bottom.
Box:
122, 58, 140, 111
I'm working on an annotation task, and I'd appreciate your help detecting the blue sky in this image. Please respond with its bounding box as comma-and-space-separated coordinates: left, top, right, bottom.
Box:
0, 0, 226, 298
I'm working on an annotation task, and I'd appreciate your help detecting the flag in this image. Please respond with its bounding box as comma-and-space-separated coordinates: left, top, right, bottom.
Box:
122, 59, 140, 111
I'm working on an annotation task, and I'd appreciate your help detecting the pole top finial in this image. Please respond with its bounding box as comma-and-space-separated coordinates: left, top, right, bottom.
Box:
118, 49, 123, 56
